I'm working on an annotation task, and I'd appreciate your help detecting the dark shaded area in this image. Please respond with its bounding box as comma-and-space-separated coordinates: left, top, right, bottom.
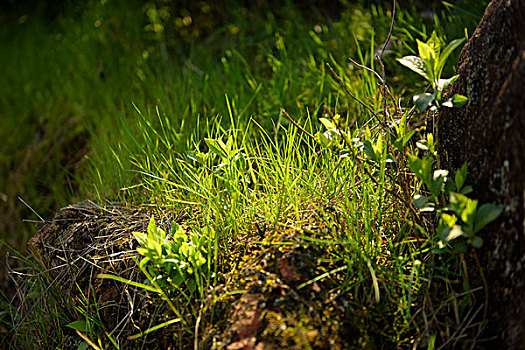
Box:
436, 0, 525, 347
5, 202, 183, 349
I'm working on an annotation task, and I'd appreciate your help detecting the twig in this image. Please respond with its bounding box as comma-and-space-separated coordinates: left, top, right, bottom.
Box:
348, 57, 384, 83
326, 63, 377, 117
18, 196, 45, 223
347, 57, 399, 115
194, 300, 203, 350
473, 251, 488, 322
377, 56, 389, 117
379, 0, 396, 116
279, 108, 316, 141
380, 0, 396, 61
327, 62, 394, 136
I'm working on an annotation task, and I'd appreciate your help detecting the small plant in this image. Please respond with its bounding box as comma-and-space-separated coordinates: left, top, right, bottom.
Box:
314, 30, 502, 252
409, 150, 502, 249
133, 217, 212, 295
396, 31, 502, 249
397, 31, 467, 112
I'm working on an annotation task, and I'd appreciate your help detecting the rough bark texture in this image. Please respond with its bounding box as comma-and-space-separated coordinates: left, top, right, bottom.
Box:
436, 0, 525, 347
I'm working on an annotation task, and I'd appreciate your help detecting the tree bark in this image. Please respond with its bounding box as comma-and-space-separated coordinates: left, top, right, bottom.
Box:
436, 0, 525, 347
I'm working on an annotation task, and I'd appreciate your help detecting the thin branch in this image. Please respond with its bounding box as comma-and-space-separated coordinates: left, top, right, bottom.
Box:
377, 56, 389, 116
18, 196, 45, 223
379, 0, 396, 116
380, 0, 396, 61
348, 57, 384, 83
326, 62, 377, 116
347, 57, 399, 115
279, 108, 316, 141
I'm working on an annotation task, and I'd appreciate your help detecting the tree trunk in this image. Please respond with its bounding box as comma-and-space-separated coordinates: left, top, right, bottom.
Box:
436, 0, 525, 347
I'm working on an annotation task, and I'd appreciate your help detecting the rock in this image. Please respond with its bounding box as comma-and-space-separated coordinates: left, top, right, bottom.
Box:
436, 0, 525, 347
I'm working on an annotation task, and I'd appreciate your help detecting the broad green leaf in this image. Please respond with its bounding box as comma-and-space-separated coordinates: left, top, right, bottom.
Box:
393, 130, 417, 152
449, 192, 477, 226
171, 224, 188, 244
474, 203, 503, 233
157, 228, 166, 240
417, 39, 434, 62
461, 185, 473, 195
202, 226, 216, 240
462, 199, 477, 227
392, 109, 410, 140
408, 153, 432, 187
431, 169, 448, 199
443, 94, 468, 108
78, 341, 90, 350
372, 133, 384, 160
451, 241, 467, 254
136, 247, 149, 256
138, 256, 150, 268
417, 39, 436, 82
426, 133, 435, 151
194, 251, 206, 267
190, 232, 200, 246
397, 56, 430, 81
205, 138, 228, 159
320, 117, 334, 130
315, 130, 335, 147
426, 31, 442, 59
444, 177, 456, 194
363, 140, 379, 163
440, 213, 457, 228
403, 130, 417, 143
364, 126, 372, 141
133, 232, 147, 246
435, 75, 459, 100
147, 217, 157, 236
195, 152, 207, 165
187, 278, 197, 293
413, 195, 428, 209
441, 224, 464, 244
435, 38, 465, 79
469, 236, 483, 248
66, 320, 87, 332
413, 93, 436, 113
455, 162, 468, 192
225, 136, 233, 154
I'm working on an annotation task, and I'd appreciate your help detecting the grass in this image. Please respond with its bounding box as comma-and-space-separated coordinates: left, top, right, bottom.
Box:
1, 0, 491, 348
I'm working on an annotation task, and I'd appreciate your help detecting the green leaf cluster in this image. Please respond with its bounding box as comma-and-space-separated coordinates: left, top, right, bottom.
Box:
133, 217, 211, 294
409, 155, 502, 249
397, 31, 467, 112
315, 116, 348, 149
391, 111, 417, 153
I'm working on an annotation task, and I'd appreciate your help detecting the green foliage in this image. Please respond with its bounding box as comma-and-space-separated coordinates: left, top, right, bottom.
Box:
397, 31, 467, 112
3, 0, 493, 348
410, 158, 502, 249
397, 30, 502, 249
133, 217, 212, 294
313, 30, 502, 253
